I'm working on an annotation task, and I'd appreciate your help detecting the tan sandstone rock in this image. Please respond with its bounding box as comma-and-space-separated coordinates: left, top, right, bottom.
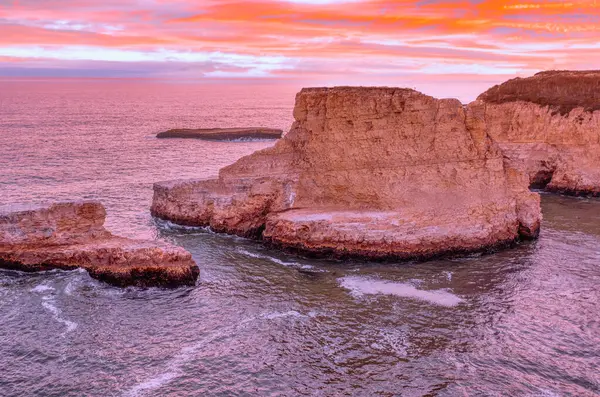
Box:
151, 87, 541, 259
475, 70, 600, 196
0, 201, 199, 287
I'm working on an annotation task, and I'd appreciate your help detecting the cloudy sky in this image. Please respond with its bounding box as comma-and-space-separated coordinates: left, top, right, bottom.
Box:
1, 0, 598, 99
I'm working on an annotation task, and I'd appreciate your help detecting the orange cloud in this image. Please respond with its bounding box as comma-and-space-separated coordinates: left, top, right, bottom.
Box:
0, 0, 598, 99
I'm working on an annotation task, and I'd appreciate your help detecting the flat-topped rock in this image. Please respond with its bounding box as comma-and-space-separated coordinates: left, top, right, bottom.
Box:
264, 208, 519, 260
0, 201, 199, 287
478, 70, 600, 116
474, 70, 600, 196
152, 86, 541, 260
156, 127, 283, 140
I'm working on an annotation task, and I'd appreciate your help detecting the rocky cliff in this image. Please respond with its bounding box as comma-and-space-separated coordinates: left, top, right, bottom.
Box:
474, 70, 600, 195
152, 87, 541, 259
0, 201, 199, 287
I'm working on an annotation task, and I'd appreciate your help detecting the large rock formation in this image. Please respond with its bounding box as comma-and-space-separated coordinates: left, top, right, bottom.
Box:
475, 70, 600, 195
152, 87, 541, 260
0, 201, 199, 287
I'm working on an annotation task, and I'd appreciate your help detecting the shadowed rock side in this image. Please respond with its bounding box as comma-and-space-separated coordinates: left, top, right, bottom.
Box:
152, 87, 541, 260
0, 201, 199, 287
156, 127, 283, 140
475, 70, 600, 196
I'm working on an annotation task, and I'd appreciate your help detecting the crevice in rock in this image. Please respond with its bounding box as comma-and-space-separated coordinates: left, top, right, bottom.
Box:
246, 223, 266, 240
530, 170, 555, 189
529, 163, 556, 190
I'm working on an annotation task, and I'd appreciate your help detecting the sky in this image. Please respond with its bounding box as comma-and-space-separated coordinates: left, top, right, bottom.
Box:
0, 0, 599, 100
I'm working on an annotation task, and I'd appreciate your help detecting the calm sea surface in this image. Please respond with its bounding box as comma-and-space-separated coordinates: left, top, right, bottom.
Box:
0, 80, 599, 397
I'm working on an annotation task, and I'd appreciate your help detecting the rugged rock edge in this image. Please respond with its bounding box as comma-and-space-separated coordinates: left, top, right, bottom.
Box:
152, 86, 542, 260
0, 201, 199, 288
476, 70, 600, 196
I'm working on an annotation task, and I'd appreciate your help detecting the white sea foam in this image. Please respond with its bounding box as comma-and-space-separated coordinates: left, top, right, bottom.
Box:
261, 310, 305, 320
124, 371, 179, 397
62, 269, 92, 296
64, 281, 76, 296
31, 283, 78, 334
154, 218, 211, 233
41, 296, 78, 334
408, 278, 424, 287
30, 284, 55, 293
122, 311, 307, 397
339, 276, 463, 307
528, 389, 561, 397
372, 328, 410, 357
237, 249, 316, 270
224, 137, 278, 142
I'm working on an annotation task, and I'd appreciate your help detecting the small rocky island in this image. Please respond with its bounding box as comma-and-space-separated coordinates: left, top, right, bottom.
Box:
152, 86, 542, 260
0, 201, 199, 287
476, 70, 600, 196
157, 127, 284, 141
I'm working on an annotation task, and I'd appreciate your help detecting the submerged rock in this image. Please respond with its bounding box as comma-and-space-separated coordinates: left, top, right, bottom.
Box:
152, 87, 541, 260
475, 70, 600, 196
156, 127, 283, 140
0, 201, 199, 287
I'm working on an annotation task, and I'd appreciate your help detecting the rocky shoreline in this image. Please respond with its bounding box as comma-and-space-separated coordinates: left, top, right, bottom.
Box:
5, 70, 598, 286
0, 201, 199, 287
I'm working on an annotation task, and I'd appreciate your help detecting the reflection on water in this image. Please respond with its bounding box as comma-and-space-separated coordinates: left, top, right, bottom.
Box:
1, 81, 599, 396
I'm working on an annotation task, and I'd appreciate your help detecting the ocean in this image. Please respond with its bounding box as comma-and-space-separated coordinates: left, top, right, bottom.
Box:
1, 79, 599, 396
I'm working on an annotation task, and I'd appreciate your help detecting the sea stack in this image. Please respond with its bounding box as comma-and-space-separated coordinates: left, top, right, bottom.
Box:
152, 87, 541, 260
474, 70, 600, 196
0, 201, 199, 287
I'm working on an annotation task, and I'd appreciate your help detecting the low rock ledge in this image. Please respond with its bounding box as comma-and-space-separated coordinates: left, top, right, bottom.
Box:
156, 127, 284, 140
0, 201, 199, 288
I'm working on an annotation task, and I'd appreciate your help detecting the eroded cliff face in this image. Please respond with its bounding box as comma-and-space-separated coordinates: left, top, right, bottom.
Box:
474, 70, 600, 195
152, 87, 541, 259
0, 201, 199, 287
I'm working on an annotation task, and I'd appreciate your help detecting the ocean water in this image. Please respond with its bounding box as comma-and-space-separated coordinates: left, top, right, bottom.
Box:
0, 79, 297, 239
1, 80, 599, 397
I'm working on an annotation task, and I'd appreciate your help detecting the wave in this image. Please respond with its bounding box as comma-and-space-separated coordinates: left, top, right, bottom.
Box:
370, 328, 410, 357
122, 310, 308, 397
261, 310, 305, 320
444, 271, 453, 281
218, 137, 278, 142
237, 249, 317, 271
31, 282, 78, 335
30, 284, 55, 293
339, 276, 463, 307
41, 297, 78, 334
153, 218, 212, 233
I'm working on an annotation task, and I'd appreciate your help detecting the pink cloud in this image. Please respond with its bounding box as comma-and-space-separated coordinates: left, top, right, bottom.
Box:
1, 0, 598, 99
